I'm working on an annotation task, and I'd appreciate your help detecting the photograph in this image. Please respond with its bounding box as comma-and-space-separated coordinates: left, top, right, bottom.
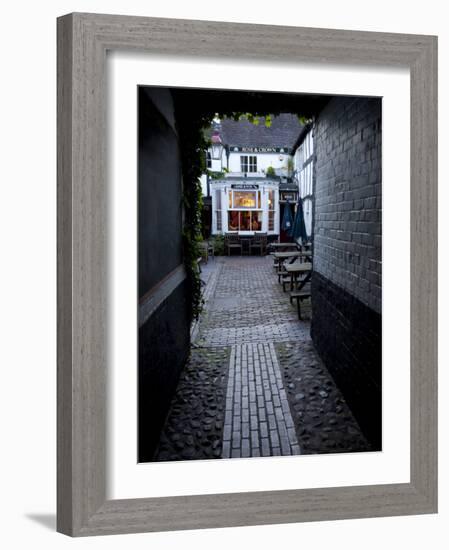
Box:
138, 87, 382, 463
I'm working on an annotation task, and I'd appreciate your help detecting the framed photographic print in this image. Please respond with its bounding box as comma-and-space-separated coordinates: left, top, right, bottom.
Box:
57, 13, 437, 536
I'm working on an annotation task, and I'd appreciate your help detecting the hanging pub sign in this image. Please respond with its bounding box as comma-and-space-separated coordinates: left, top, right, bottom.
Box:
231, 184, 259, 189
281, 192, 296, 201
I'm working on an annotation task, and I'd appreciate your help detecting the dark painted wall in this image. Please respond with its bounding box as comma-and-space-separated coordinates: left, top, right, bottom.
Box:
138, 88, 190, 462
311, 97, 382, 449
139, 279, 190, 462
139, 88, 183, 297
311, 272, 382, 449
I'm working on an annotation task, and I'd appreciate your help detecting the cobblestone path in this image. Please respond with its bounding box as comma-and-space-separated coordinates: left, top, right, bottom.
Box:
153, 256, 370, 461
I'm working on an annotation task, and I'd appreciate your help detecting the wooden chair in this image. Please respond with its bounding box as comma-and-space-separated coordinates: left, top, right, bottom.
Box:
249, 233, 267, 256
225, 233, 242, 256
207, 241, 214, 260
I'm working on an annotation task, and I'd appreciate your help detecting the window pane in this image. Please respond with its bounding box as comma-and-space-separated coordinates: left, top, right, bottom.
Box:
228, 211, 239, 231
240, 156, 248, 172
268, 211, 275, 231
227, 210, 263, 231
228, 190, 232, 208
249, 155, 257, 172
251, 211, 263, 231
267, 190, 274, 209
240, 211, 251, 230
216, 211, 222, 231
233, 191, 257, 208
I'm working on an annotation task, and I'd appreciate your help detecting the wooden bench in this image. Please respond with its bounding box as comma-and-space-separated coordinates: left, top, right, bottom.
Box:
272, 250, 301, 270
277, 263, 308, 288
282, 261, 312, 292
289, 283, 311, 320
277, 265, 291, 284
277, 261, 297, 284
282, 270, 309, 292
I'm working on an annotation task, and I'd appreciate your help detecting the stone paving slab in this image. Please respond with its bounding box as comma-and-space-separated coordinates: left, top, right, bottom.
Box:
222, 342, 300, 458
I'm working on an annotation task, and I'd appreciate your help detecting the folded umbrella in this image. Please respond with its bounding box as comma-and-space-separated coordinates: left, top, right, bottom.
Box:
281, 200, 294, 237
291, 197, 308, 244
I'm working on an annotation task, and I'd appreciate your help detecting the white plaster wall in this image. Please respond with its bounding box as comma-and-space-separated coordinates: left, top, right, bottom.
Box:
205, 147, 228, 174
228, 152, 291, 175
199, 174, 208, 196
303, 197, 313, 236
210, 157, 223, 171
295, 130, 314, 237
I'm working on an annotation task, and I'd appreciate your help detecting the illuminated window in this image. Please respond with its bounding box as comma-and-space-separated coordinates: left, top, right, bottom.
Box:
228, 211, 262, 231
233, 191, 257, 208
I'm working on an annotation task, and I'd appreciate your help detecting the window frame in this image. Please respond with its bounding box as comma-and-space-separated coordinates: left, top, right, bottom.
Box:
240, 154, 257, 173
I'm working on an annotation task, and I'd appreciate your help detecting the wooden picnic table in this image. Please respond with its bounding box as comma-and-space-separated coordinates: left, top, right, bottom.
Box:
273, 250, 312, 272
285, 262, 312, 274
285, 262, 312, 291
270, 242, 299, 250
273, 250, 312, 259
272, 250, 302, 273
273, 250, 302, 259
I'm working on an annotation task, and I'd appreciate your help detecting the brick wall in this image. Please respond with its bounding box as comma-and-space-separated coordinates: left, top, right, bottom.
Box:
313, 97, 382, 314
311, 97, 382, 449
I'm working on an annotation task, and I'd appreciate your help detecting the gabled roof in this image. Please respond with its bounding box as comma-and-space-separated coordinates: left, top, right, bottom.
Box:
220, 114, 303, 149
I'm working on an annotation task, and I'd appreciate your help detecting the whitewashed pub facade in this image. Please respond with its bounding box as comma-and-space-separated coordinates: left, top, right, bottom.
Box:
202, 114, 312, 238
211, 177, 280, 235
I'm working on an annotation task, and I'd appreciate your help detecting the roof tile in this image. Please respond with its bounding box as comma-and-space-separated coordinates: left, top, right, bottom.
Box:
221, 114, 303, 149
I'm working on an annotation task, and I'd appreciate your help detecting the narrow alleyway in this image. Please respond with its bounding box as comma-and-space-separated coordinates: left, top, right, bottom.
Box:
153, 256, 370, 462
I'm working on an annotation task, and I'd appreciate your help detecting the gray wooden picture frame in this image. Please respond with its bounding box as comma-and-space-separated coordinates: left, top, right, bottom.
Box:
57, 12, 438, 537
